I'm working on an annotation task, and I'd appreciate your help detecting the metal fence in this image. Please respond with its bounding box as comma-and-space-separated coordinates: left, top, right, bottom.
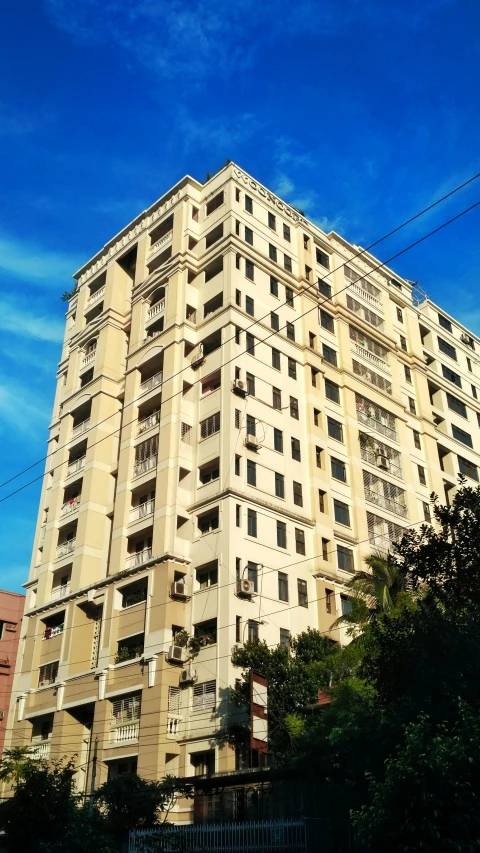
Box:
129, 820, 307, 853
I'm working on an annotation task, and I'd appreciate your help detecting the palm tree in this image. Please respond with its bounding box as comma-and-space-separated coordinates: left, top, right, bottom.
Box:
332, 552, 410, 632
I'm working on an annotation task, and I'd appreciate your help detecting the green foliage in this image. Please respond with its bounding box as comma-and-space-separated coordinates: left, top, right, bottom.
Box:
61, 286, 78, 302
0, 746, 41, 785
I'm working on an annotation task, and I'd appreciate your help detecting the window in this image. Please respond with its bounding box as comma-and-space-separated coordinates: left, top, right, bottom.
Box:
285, 287, 294, 308
247, 509, 257, 537
247, 459, 257, 486
452, 425, 473, 448
200, 412, 220, 439
472, 385, 478, 399
199, 459, 220, 485
272, 348, 281, 369
245, 226, 253, 245
303, 234, 310, 249
236, 254, 241, 270
38, 661, 59, 687
467, 357, 473, 373
331, 457, 346, 482
334, 500, 350, 526
400, 335, 407, 351
309, 332, 316, 350
111, 693, 141, 724
273, 387, 282, 409
295, 528, 306, 555
268, 212, 276, 230
423, 502, 432, 523
278, 572, 289, 602
325, 589, 334, 614
311, 367, 319, 387
314, 408, 320, 427
316, 248, 329, 268
197, 561, 218, 589
205, 224, 223, 249
322, 538, 330, 561
288, 358, 297, 379
279, 628, 290, 648
269, 243, 277, 262
320, 310, 334, 333
447, 393, 467, 418
458, 456, 479, 481
290, 397, 299, 419
293, 481, 303, 507
246, 373, 255, 396
277, 521, 287, 548
341, 595, 352, 615
206, 191, 224, 215
318, 280, 332, 299
408, 397, 416, 414
270, 276, 279, 297
193, 680, 216, 710
246, 414, 256, 437
283, 223, 291, 241
235, 326, 241, 344
245, 260, 254, 281
413, 430, 421, 449
247, 620, 259, 643
438, 336, 457, 360
275, 472, 285, 498
274, 428, 283, 453
418, 465, 426, 486
198, 508, 219, 534
318, 490, 326, 512
322, 344, 337, 366
438, 313, 452, 332
247, 562, 258, 592
235, 409, 241, 429
271, 312, 280, 331
235, 219, 240, 235
325, 378, 340, 403
284, 254, 292, 272
201, 370, 221, 394
305, 265, 312, 281
396, 307, 403, 322
236, 558, 241, 579
236, 616, 241, 642
315, 446, 322, 468
327, 417, 343, 442
297, 579, 308, 607
337, 545, 354, 573
235, 503, 241, 524
286, 322, 295, 341
405, 366, 412, 383
245, 295, 254, 316
246, 332, 255, 354
245, 194, 253, 213
291, 437, 301, 462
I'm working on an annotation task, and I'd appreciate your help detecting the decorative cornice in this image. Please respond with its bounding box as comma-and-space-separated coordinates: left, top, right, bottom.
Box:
232, 167, 308, 226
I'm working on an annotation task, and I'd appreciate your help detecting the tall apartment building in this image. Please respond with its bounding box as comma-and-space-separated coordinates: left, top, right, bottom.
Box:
0, 590, 25, 756
6, 162, 480, 816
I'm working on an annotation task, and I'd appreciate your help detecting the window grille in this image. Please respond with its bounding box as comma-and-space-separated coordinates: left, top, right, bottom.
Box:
355, 394, 397, 440
168, 687, 181, 714
359, 433, 403, 479
135, 434, 158, 462
200, 412, 221, 439
349, 326, 388, 360
111, 693, 141, 724
181, 423, 192, 444
344, 266, 380, 298
362, 471, 407, 518
347, 295, 384, 330
38, 660, 59, 687
193, 680, 216, 710
352, 360, 392, 394
366, 511, 405, 551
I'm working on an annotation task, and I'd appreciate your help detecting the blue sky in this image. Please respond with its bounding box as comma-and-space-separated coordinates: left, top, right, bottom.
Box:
0, 0, 479, 592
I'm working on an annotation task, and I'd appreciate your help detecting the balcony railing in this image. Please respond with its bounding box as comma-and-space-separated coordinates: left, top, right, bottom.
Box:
50, 583, 70, 602
352, 342, 390, 373
67, 456, 85, 477
125, 548, 152, 570
147, 299, 165, 320
137, 410, 160, 435
110, 722, 139, 743
82, 351, 96, 367
60, 497, 80, 517
140, 371, 163, 395
30, 739, 51, 760
88, 286, 105, 305
129, 501, 155, 522
360, 446, 402, 479
72, 418, 90, 438
357, 410, 398, 442
44, 624, 64, 639
56, 539, 75, 559
364, 489, 408, 518
133, 454, 157, 478
167, 716, 182, 737
149, 231, 172, 255
350, 282, 382, 310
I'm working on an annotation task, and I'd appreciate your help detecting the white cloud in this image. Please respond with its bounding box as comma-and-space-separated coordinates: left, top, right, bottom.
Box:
0, 298, 64, 344
0, 233, 81, 285
0, 376, 51, 438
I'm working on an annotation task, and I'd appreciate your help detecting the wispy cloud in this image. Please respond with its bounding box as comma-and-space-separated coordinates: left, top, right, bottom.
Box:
0, 374, 51, 438
0, 233, 80, 285
272, 173, 346, 234
0, 297, 64, 344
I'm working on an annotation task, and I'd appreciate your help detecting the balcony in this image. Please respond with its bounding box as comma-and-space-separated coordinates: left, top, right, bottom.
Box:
125, 548, 152, 570
82, 351, 96, 368
129, 500, 155, 522
60, 497, 80, 518
133, 454, 157, 479
361, 445, 402, 479
137, 410, 160, 436
364, 489, 408, 518
140, 372, 163, 395
149, 230, 172, 256
56, 539, 75, 559
167, 716, 182, 737
50, 583, 71, 602
30, 738, 51, 760
67, 456, 85, 477
349, 281, 382, 311
352, 342, 390, 373
110, 722, 139, 743
147, 299, 165, 320
88, 285, 105, 305
357, 410, 398, 442
44, 624, 64, 639
72, 418, 90, 438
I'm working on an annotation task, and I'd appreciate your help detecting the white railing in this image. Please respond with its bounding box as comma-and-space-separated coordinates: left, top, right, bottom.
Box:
50, 584, 70, 602
125, 548, 152, 570
364, 489, 408, 518
350, 282, 382, 310
166, 716, 182, 737
82, 351, 96, 367
129, 500, 155, 522
56, 539, 75, 559
72, 418, 90, 438
31, 739, 51, 759
357, 410, 398, 442
67, 456, 86, 476
353, 343, 390, 373
60, 497, 80, 517
88, 286, 105, 305
110, 722, 139, 743
147, 299, 165, 319
44, 624, 64, 639
137, 411, 160, 435
149, 231, 172, 255
133, 455, 157, 478
140, 372, 163, 394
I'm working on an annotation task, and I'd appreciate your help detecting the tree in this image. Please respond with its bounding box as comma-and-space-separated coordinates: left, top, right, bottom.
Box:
332, 552, 412, 633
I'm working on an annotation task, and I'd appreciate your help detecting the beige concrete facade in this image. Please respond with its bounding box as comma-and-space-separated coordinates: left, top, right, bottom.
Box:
6, 162, 480, 818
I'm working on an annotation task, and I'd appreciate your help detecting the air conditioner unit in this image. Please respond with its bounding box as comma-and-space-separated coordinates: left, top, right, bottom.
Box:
232, 379, 247, 397
171, 581, 189, 600
179, 668, 197, 686
376, 454, 390, 470
244, 434, 260, 450
236, 579, 255, 597
190, 344, 205, 368
167, 645, 187, 664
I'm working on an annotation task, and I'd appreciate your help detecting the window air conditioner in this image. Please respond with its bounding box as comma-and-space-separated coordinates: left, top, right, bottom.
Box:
167, 645, 187, 664
232, 379, 247, 397
171, 581, 189, 600
179, 668, 197, 686
376, 454, 390, 470
244, 434, 260, 450
190, 344, 205, 368
236, 579, 255, 597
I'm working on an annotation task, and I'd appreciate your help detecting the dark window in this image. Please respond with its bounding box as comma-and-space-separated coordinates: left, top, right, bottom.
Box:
277, 521, 287, 548
269, 244, 277, 262
273, 387, 282, 409
278, 572, 289, 602
337, 545, 354, 573
325, 379, 340, 403
322, 538, 329, 560
285, 287, 294, 307
290, 397, 299, 419
423, 502, 432, 523
331, 457, 346, 482
413, 430, 421, 450
247, 562, 258, 592
246, 296, 254, 316
206, 191, 224, 215
315, 446, 322, 468
236, 616, 241, 642
236, 254, 241, 269
293, 481, 303, 507
438, 313, 452, 332
275, 472, 285, 498
322, 344, 337, 366
318, 280, 332, 298
235, 289, 241, 306
197, 562, 219, 589
467, 357, 473, 373
245, 195, 253, 213
452, 425, 473, 448
311, 368, 319, 387
272, 348, 281, 369
247, 459, 257, 486
334, 500, 350, 526
268, 212, 276, 230
286, 322, 295, 341
248, 620, 259, 643
418, 465, 426, 486
200, 412, 221, 439
235, 409, 241, 429
284, 254, 292, 272
320, 310, 334, 333
295, 528, 306, 555
270, 276, 279, 297
341, 595, 352, 614
198, 509, 219, 534
405, 366, 412, 383
291, 437, 301, 462
303, 234, 310, 249
442, 365, 461, 387
199, 459, 220, 484
235, 326, 241, 344
235, 219, 240, 235
80, 368, 94, 387
472, 385, 478, 399
297, 579, 308, 607
316, 248, 329, 269
314, 408, 320, 426
396, 307, 403, 322
279, 628, 290, 648
309, 332, 316, 349
400, 335, 407, 351
246, 414, 256, 436
246, 333, 255, 355
274, 428, 283, 453
283, 223, 291, 241
288, 358, 297, 379
458, 456, 479, 481
438, 336, 457, 360
247, 509, 257, 537
245, 260, 254, 281
327, 417, 343, 442
318, 490, 326, 512
271, 312, 280, 331
245, 227, 253, 246
408, 397, 416, 414
236, 502, 241, 525
246, 373, 255, 396
325, 589, 334, 614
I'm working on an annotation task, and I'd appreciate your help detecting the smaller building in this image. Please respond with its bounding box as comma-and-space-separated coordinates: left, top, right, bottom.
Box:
0, 591, 25, 757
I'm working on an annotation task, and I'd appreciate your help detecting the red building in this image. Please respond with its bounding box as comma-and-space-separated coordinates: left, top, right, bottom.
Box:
0, 591, 25, 757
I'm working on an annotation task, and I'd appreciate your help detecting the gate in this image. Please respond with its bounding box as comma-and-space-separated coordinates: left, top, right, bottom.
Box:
129, 819, 307, 853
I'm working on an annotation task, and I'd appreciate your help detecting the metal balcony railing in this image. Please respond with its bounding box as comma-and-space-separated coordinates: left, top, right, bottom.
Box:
72, 418, 90, 438
360, 446, 403, 479
125, 548, 152, 570
56, 539, 75, 559
50, 584, 71, 602
137, 410, 160, 435
129, 501, 155, 522
67, 456, 85, 476
88, 286, 105, 305
140, 372, 163, 395
364, 489, 408, 518
357, 410, 398, 442
60, 497, 80, 517
133, 455, 157, 478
